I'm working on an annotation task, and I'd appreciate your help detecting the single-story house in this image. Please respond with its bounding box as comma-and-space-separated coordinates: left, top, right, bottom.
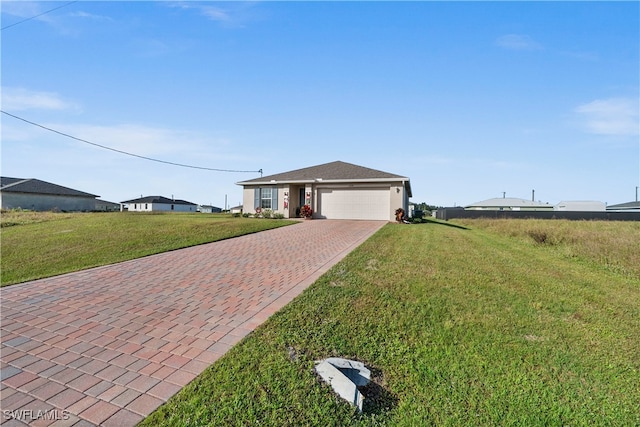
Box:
555, 200, 606, 211
198, 205, 222, 213
121, 196, 197, 212
0, 177, 99, 212
465, 197, 553, 211
236, 161, 412, 221
607, 200, 640, 212
229, 205, 243, 214
95, 199, 121, 212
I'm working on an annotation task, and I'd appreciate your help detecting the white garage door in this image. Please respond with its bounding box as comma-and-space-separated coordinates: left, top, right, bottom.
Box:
317, 188, 390, 220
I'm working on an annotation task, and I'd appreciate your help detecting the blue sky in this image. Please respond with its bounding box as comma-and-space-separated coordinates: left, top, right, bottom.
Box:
2, 1, 638, 208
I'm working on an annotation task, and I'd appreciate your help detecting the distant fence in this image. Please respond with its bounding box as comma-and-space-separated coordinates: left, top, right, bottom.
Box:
435, 209, 640, 221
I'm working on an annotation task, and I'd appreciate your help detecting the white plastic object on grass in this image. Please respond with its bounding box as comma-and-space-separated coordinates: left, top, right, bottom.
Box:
314, 358, 371, 412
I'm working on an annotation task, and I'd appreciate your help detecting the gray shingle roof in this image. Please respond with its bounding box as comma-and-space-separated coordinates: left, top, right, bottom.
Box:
237, 161, 409, 184
0, 177, 98, 198
121, 196, 196, 205
607, 201, 640, 210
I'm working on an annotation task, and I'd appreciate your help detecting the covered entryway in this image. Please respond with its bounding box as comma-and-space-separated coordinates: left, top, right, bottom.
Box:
316, 187, 390, 220
237, 161, 411, 220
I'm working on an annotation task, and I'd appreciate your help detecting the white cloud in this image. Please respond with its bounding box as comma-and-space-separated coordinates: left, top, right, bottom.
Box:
496, 34, 543, 51
1, 1, 45, 20
2, 119, 250, 204
68, 11, 114, 22
1, 87, 80, 111
167, 1, 261, 28
1, 1, 75, 31
575, 98, 639, 136
200, 6, 232, 23
50, 123, 207, 157
46, 122, 242, 164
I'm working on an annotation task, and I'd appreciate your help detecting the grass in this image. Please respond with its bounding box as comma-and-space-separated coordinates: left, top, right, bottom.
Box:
141, 218, 640, 426
0, 211, 293, 286
0, 209, 76, 227
453, 218, 640, 278
3, 213, 638, 424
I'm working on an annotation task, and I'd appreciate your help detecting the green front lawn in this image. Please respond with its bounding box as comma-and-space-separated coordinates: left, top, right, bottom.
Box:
141, 219, 640, 426
1, 212, 292, 286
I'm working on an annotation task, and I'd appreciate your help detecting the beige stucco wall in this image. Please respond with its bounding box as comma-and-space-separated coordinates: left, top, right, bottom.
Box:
0, 192, 97, 212
242, 186, 258, 215
243, 185, 291, 217
243, 180, 409, 221
389, 183, 407, 220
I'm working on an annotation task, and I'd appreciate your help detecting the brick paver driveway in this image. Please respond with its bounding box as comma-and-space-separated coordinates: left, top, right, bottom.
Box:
1, 219, 385, 426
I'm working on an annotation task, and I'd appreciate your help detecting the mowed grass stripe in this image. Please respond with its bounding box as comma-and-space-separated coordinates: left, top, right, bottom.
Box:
142, 221, 640, 426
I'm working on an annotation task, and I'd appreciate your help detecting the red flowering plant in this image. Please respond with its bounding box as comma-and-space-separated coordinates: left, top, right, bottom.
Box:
299, 204, 313, 218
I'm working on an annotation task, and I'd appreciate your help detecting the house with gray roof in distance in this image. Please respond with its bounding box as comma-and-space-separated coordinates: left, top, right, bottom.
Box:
236, 161, 412, 221
229, 205, 243, 214
95, 199, 121, 212
555, 200, 606, 211
198, 205, 222, 213
465, 197, 553, 211
0, 177, 99, 212
607, 200, 640, 212
121, 196, 197, 212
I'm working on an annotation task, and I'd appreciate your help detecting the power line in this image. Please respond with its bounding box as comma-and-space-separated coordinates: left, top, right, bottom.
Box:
1, 110, 262, 174
1, 1, 78, 31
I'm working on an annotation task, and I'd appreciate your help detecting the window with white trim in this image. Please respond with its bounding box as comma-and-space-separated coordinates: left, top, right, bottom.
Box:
254, 187, 278, 210
261, 188, 272, 209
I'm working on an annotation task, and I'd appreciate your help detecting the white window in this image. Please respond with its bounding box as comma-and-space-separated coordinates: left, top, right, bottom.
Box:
261, 188, 272, 209
254, 187, 278, 211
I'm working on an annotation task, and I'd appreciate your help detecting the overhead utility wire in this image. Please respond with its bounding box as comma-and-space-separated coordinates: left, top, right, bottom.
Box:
1, 1, 78, 31
1, 111, 262, 174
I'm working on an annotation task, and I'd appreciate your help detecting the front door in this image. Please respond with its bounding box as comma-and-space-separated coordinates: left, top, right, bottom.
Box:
297, 187, 305, 217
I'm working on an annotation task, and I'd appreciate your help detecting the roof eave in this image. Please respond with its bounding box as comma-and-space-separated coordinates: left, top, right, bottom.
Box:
404, 180, 413, 198
2, 189, 99, 198
236, 179, 316, 186
237, 177, 410, 186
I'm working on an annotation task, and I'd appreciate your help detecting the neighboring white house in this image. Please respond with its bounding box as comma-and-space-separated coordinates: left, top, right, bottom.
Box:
465, 197, 553, 211
236, 161, 412, 221
555, 201, 606, 211
229, 205, 243, 214
121, 196, 197, 212
1, 177, 99, 212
